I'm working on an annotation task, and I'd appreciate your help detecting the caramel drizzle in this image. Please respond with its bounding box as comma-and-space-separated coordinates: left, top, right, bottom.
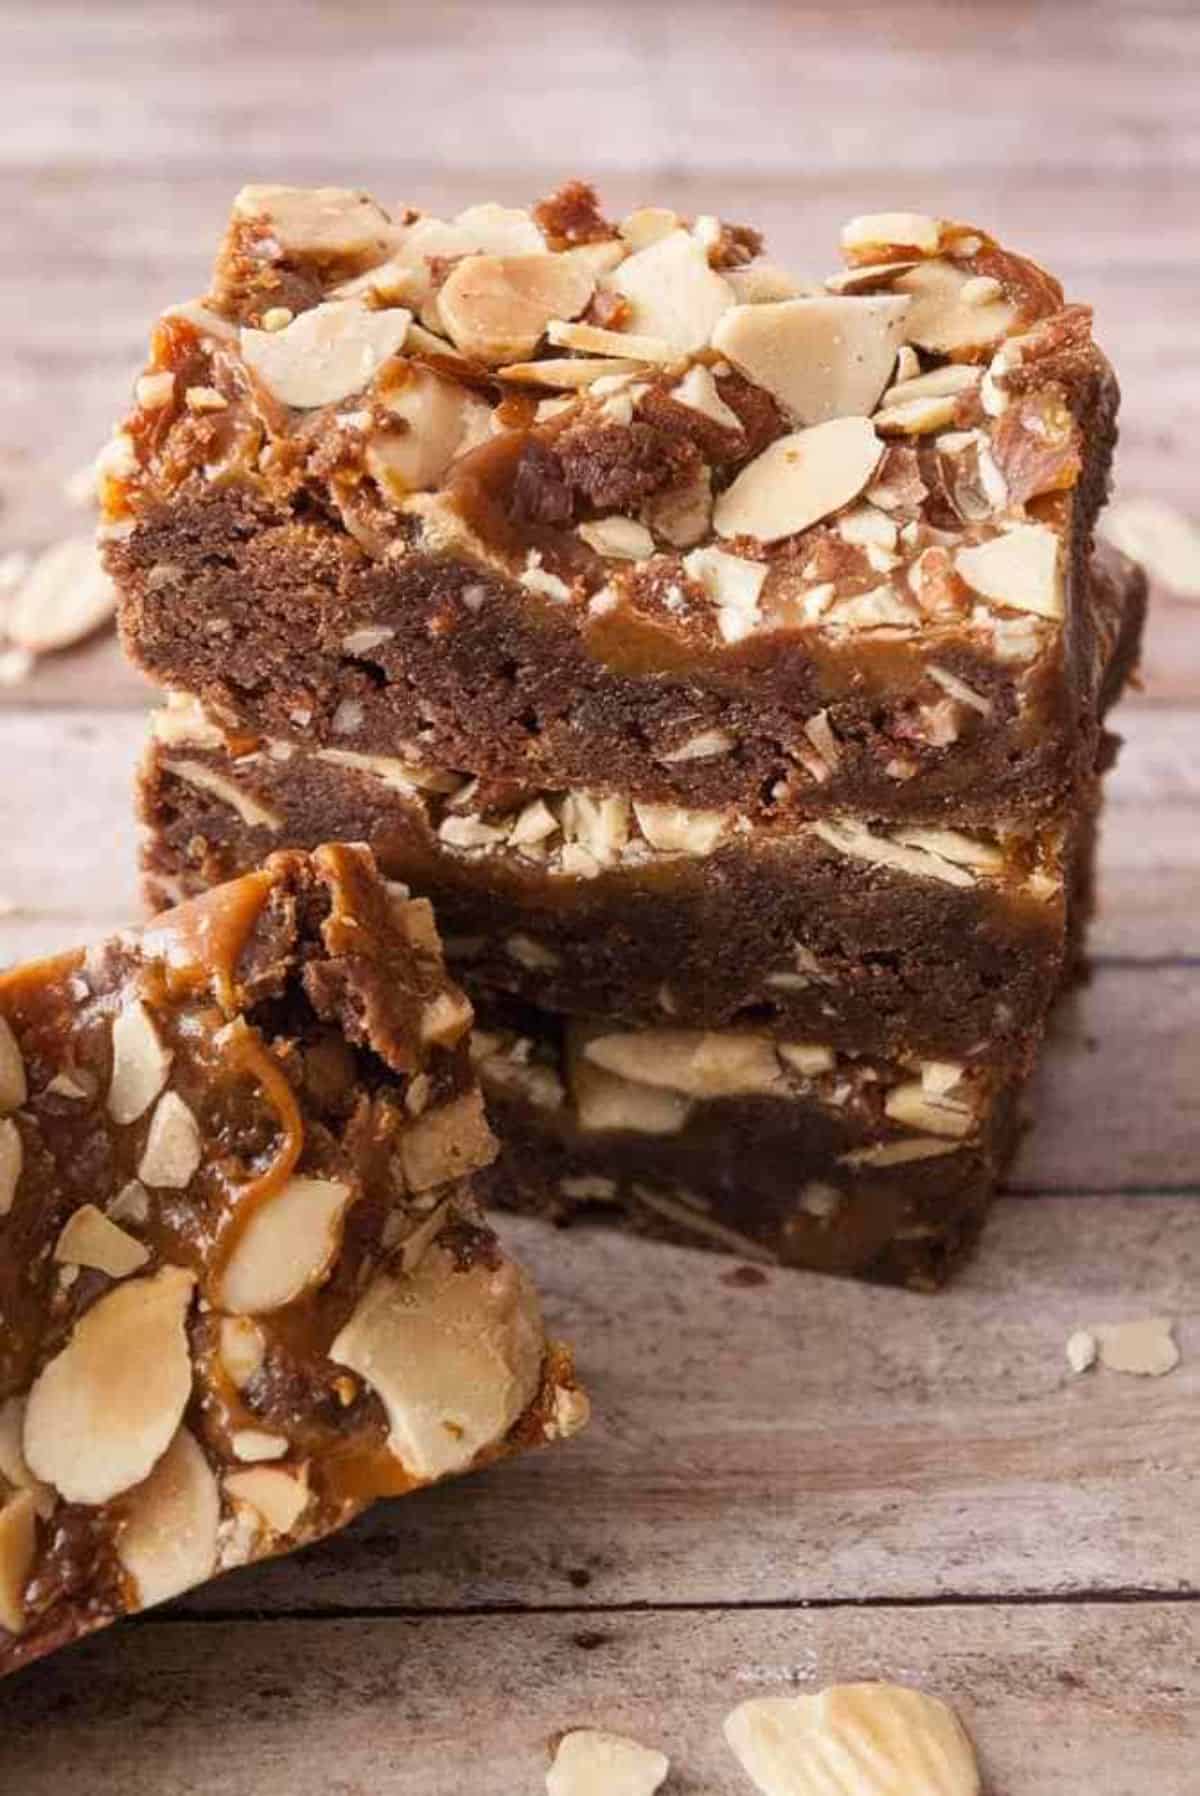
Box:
207, 1015, 305, 1294
141, 868, 275, 1013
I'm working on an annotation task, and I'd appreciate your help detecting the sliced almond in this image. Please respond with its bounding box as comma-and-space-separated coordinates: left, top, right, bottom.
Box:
108, 1179, 150, 1225
224, 1464, 310, 1535
162, 759, 283, 831
840, 1137, 965, 1168
232, 185, 394, 263
811, 819, 976, 888
0, 1117, 21, 1217
241, 301, 411, 409
54, 1205, 150, 1278
561, 792, 631, 866
882, 363, 980, 406
884, 1079, 975, 1138
715, 417, 883, 544
451, 202, 544, 254
400, 1088, 496, 1192
873, 394, 960, 435
683, 546, 768, 631
659, 727, 735, 762
329, 1242, 543, 1481
547, 1728, 669, 1796
632, 801, 727, 856
23, 1266, 196, 1504
117, 1426, 219, 1612
438, 254, 593, 365
643, 462, 713, 547
727, 262, 814, 303
825, 260, 920, 294
584, 1030, 784, 1100
316, 747, 454, 796
366, 366, 490, 497
218, 1315, 266, 1390
610, 228, 734, 354
1092, 1317, 1180, 1377
1099, 498, 1200, 601
724, 1682, 980, 1796
7, 537, 117, 654
670, 363, 743, 430
216, 1176, 353, 1315
108, 999, 173, 1126
546, 319, 676, 362
893, 259, 1016, 355
778, 1042, 836, 1076
230, 1428, 288, 1463
578, 516, 656, 560
713, 296, 910, 425
955, 523, 1062, 619
892, 827, 1004, 874
841, 212, 942, 257
420, 988, 473, 1047
0, 1017, 25, 1115
618, 207, 679, 252
499, 356, 646, 389
139, 1091, 203, 1188
0, 1396, 53, 1517
571, 1053, 692, 1135
0, 1489, 37, 1636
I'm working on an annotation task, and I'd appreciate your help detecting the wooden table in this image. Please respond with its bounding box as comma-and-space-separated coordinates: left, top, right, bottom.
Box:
1, 4, 1197, 1789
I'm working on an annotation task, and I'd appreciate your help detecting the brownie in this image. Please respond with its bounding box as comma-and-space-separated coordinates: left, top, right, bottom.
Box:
0, 845, 586, 1677
134, 549, 1142, 1068
468, 1000, 1024, 1291
101, 184, 1119, 830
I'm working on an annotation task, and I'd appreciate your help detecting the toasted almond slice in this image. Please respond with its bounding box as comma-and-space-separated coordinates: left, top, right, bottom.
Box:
1092, 1317, 1180, 1377
438, 254, 593, 365
811, 818, 976, 888
0, 1117, 21, 1217
927, 664, 993, 715
54, 1205, 150, 1278
0, 1017, 25, 1115
632, 801, 728, 856
715, 417, 883, 544
725, 1682, 980, 1795
892, 826, 1004, 872
618, 207, 680, 252
400, 1088, 496, 1192
7, 537, 117, 654
884, 1079, 975, 1138
241, 300, 411, 409
0, 1489, 37, 1636
230, 1428, 288, 1463
683, 546, 767, 627
955, 523, 1062, 619
841, 212, 942, 257
611, 229, 734, 354
217, 1175, 353, 1315
670, 363, 743, 431
1099, 498, 1200, 600
0, 1396, 53, 1516
547, 1728, 669, 1796
23, 1266, 196, 1504
893, 259, 1016, 355
546, 319, 676, 361
571, 1054, 693, 1136
713, 296, 910, 425
232, 185, 394, 262
224, 1464, 310, 1534
873, 393, 961, 435
451, 202, 544, 254
108, 1179, 150, 1225
162, 758, 284, 831
825, 259, 920, 294
117, 1426, 219, 1611
578, 516, 656, 560
841, 1136, 965, 1167
108, 999, 173, 1126
330, 1242, 543, 1480
218, 1315, 266, 1390
727, 262, 816, 303
366, 365, 490, 497
584, 1029, 784, 1099
882, 363, 980, 405
659, 727, 735, 763
778, 1042, 836, 1076
139, 1091, 203, 1189
499, 355, 646, 389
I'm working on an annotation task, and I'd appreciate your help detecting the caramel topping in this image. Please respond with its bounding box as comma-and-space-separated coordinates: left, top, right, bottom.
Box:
142, 869, 275, 1012
207, 1015, 305, 1294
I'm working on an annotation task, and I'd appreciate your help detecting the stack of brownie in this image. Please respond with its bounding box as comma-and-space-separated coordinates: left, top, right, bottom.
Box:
100, 182, 1145, 1288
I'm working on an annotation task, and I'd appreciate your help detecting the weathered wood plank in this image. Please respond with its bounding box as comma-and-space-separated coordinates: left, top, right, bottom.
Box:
0, 1602, 1195, 1796
90, 1194, 1192, 1616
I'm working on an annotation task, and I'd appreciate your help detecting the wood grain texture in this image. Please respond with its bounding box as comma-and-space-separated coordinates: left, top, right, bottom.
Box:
0, 1603, 1196, 1796
1, 5, 1198, 1789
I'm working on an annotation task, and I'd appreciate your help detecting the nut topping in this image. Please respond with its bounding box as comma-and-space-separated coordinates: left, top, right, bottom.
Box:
955, 523, 1062, 619
724, 1682, 980, 1796
139, 1091, 203, 1188
241, 300, 412, 409
0, 1017, 26, 1114
631, 801, 727, 856
0, 1490, 36, 1637
217, 1176, 354, 1315
224, 1465, 310, 1535
329, 1243, 544, 1480
438, 254, 594, 365
116, 1426, 220, 1612
108, 999, 173, 1125
893, 258, 1016, 355
610, 228, 735, 353
53, 1205, 150, 1278
714, 417, 883, 543
0, 1118, 21, 1217
584, 1029, 785, 1100
712, 296, 910, 425
231, 184, 394, 266
23, 1266, 196, 1504
841, 212, 941, 259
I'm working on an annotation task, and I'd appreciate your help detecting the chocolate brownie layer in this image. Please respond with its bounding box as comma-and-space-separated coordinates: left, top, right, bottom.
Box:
0, 846, 585, 1677
468, 1002, 1024, 1291
102, 185, 1119, 829
135, 549, 1142, 1066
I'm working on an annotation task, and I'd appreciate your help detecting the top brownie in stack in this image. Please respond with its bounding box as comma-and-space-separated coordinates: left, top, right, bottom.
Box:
102, 182, 1116, 834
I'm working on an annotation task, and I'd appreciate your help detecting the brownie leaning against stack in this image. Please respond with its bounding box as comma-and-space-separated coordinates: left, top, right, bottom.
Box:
99, 182, 1145, 1288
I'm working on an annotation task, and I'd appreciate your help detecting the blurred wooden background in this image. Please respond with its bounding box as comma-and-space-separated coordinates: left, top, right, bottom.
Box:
0, 3, 1198, 1791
